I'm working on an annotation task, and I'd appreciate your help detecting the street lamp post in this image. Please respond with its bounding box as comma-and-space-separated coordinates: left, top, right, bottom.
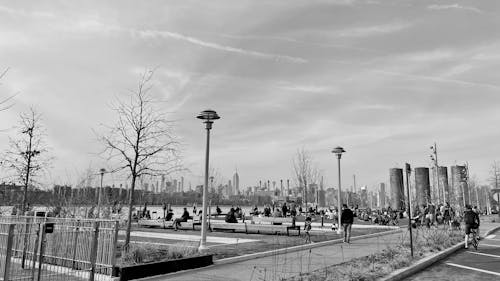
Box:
197, 109, 220, 252
332, 146, 345, 235
97, 168, 106, 218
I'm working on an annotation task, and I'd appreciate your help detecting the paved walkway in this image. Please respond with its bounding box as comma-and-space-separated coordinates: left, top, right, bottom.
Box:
142, 230, 403, 281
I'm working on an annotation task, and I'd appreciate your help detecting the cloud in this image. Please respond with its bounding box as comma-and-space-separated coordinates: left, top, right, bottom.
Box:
276, 83, 329, 93
403, 49, 455, 62
337, 22, 412, 37
218, 33, 381, 53
427, 4, 482, 13
0, 5, 53, 18
372, 69, 500, 90
133, 29, 308, 64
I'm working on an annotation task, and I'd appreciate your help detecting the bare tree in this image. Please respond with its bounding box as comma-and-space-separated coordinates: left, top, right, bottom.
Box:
490, 161, 500, 190
100, 69, 182, 250
490, 161, 500, 212
292, 148, 320, 207
3, 108, 51, 213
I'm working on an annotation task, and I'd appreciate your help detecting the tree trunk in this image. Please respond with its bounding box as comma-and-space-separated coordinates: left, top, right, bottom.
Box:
124, 174, 137, 251
21, 136, 33, 214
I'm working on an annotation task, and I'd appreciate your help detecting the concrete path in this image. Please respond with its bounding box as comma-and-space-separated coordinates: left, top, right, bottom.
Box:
141, 230, 404, 281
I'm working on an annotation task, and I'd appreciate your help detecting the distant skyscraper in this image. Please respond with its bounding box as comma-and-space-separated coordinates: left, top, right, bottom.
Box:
173, 179, 178, 192
181, 176, 184, 192
379, 183, 386, 208
233, 170, 240, 195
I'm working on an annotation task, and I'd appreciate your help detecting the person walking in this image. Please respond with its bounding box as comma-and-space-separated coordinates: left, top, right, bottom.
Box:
341, 204, 354, 243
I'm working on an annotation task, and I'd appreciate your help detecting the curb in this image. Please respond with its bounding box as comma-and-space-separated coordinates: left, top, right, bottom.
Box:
380, 224, 500, 281
215, 228, 402, 265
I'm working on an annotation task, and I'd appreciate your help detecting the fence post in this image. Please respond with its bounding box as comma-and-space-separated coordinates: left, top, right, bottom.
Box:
22, 217, 32, 268
3, 224, 15, 281
110, 221, 119, 276
71, 220, 80, 269
30, 223, 41, 281
36, 223, 47, 281
89, 221, 100, 281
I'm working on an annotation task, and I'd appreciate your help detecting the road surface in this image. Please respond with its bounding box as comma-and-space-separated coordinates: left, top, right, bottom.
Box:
408, 228, 500, 281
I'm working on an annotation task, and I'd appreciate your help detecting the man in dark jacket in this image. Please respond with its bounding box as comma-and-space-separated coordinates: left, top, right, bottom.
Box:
464, 204, 480, 249
341, 204, 354, 243
225, 208, 238, 223
174, 208, 190, 230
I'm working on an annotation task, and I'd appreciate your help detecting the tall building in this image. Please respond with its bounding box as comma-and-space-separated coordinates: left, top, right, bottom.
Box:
378, 183, 386, 208
173, 179, 178, 192
360, 186, 368, 208
232, 170, 240, 195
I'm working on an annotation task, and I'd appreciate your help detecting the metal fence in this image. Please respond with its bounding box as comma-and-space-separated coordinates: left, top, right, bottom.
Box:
0, 216, 118, 281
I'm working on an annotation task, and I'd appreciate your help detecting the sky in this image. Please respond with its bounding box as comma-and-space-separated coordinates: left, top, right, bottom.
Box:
0, 0, 499, 191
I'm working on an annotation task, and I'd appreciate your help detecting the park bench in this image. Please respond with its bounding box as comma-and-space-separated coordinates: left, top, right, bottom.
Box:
138, 219, 174, 229
248, 216, 301, 236
211, 222, 248, 233
178, 215, 203, 230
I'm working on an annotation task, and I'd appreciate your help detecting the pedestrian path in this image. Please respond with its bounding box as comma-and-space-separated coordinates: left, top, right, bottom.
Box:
143, 230, 403, 281
119, 230, 258, 245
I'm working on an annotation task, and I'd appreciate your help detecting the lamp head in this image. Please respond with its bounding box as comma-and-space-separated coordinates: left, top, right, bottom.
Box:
332, 146, 346, 159
197, 109, 220, 121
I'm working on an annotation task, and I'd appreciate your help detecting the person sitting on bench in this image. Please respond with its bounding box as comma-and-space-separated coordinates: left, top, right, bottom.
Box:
174, 208, 190, 230
225, 208, 238, 223
165, 209, 174, 221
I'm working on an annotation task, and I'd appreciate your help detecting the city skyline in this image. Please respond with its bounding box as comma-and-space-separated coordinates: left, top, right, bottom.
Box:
0, 0, 500, 191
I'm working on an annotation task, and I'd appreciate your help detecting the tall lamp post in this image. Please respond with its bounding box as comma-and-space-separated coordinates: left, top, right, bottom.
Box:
197, 109, 220, 252
332, 146, 345, 235
97, 168, 106, 218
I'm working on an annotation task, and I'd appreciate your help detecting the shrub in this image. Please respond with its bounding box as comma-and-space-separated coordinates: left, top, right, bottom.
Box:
121, 242, 199, 265
284, 227, 463, 281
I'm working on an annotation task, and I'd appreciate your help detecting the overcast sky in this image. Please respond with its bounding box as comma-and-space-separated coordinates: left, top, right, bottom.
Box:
0, 0, 499, 191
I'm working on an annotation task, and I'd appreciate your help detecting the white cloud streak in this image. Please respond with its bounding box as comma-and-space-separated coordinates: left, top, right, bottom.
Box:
337, 22, 412, 37
277, 84, 329, 93
0, 5, 53, 18
133, 29, 308, 64
427, 4, 482, 13
372, 69, 500, 90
